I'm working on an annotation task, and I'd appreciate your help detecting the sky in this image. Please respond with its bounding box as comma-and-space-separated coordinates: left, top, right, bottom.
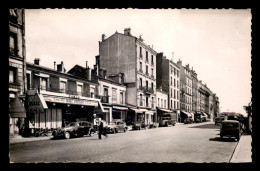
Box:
25, 9, 251, 115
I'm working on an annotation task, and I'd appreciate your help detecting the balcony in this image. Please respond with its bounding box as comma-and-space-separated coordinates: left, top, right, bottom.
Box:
142, 86, 154, 95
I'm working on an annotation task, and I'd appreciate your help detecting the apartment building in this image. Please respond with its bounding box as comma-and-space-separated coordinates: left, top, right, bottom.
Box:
98, 28, 157, 125
9, 9, 27, 137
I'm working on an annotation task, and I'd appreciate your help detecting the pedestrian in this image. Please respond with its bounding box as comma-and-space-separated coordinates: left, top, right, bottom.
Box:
98, 121, 107, 139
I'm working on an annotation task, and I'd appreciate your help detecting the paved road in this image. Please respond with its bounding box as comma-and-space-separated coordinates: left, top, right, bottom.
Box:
10, 122, 238, 163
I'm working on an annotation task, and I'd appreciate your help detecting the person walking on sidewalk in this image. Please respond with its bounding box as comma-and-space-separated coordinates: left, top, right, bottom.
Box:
98, 121, 107, 139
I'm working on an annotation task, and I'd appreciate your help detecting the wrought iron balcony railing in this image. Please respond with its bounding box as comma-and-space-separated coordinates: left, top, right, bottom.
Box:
142, 86, 154, 95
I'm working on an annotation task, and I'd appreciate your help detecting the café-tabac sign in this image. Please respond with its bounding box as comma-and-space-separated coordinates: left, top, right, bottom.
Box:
43, 95, 98, 106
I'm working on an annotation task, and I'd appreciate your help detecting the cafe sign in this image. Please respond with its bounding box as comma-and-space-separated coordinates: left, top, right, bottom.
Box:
43, 95, 98, 107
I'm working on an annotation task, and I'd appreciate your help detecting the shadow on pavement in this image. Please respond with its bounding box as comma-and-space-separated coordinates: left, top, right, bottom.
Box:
189, 124, 221, 129
209, 137, 237, 142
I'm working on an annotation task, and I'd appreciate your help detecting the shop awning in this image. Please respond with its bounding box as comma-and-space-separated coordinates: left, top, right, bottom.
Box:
98, 101, 105, 113
28, 93, 48, 112
9, 96, 26, 118
130, 108, 148, 113
112, 106, 129, 110
181, 111, 192, 117
145, 111, 155, 115
157, 108, 174, 113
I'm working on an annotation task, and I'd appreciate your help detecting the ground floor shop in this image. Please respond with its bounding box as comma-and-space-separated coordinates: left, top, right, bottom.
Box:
25, 90, 103, 136
9, 93, 26, 137
127, 108, 155, 126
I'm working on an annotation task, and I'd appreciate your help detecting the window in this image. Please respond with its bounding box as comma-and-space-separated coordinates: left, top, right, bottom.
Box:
112, 89, 117, 103
151, 82, 154, 91
161, 99, 163, 108
174, 89, 176, 99
158, 98, 160, 106
9, 33, 18, 56
174, 79, 176, 87
151, 68, 154, 77
171, 77, 172, 85
120, 92, 124, 104
171, 88, 172, 97
41, 77, 47, 90
140, 47, 142, 58
139, 78, 142, 89
177, 80, 179, 88
177, 91, 179, 100
152, 97, 154, 108
90, 87, 95, 98
26, 73, 30, 90
164, 100, 166, 108
140, 62, 142, 72
60, 81, 66, 93
146, 96, 149, 107
140, 94, 143, 106
146, 80, 148, 90
174, 101, 176, 109
146, 65, 148, 75
9, 68, 16, 83
174, 68, 176, 76
77, 84, 82, 95
171, 100, 173, 109
151, 55, 154, 65
146, 51, 148, 62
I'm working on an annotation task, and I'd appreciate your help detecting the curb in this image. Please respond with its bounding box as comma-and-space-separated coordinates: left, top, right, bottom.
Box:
10, 136, 53, 145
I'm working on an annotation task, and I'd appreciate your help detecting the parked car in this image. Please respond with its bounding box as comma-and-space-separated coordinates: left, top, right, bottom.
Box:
220, 120, 241, 141
103, 120, 128, 133
132, 122, 147, 130
194, 113, 202, 123
158, 113, 177, 127
215, 116, 225, 125
52, 121, 96, 139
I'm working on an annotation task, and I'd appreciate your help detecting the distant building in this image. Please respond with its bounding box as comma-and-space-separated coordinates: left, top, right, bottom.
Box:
98, 28, 157, 125
212, 93, 220, 118
9, 9, 27, 137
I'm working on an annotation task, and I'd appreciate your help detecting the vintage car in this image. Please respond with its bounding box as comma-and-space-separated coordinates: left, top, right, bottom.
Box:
103, 120, 128, 133
158, 113, 177, 127
220, 120, 241, 141
215, 116, 225, 125
52, 121, 96, 139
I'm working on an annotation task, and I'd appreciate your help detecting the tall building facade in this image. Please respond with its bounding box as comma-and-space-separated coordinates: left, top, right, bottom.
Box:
9, 9, 27, 137
191, 69, 198, 113
184, 64, 192, 112
98, 28, 157, 125
156, 53, 180, 111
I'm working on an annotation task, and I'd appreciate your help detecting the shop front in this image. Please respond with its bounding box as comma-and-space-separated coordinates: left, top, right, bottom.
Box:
180, 110, 192, 123
9, 94, 27, 137
26, 90, 104, 136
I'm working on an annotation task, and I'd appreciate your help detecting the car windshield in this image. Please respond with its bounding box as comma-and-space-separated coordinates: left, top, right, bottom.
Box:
223, 122, 239, 127
66, 122, 77, 127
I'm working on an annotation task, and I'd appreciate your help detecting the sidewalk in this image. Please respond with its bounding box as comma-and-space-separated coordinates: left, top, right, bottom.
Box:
10, 135, 53, 145
230, 134, 252, 163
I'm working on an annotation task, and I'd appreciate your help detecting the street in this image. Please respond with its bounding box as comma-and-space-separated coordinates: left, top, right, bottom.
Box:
10, 122, 238, 163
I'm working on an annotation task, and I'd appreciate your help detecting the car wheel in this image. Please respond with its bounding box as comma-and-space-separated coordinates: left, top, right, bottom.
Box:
124, 128, 126, 132
64, 132, 71, 139
89, 131, 95, 137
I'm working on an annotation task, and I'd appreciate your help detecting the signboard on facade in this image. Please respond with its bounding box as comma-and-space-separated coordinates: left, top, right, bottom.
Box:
43, 95, 98, 107
28, 93, 48, 111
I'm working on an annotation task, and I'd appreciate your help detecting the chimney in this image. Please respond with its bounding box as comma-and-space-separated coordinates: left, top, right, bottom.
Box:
102, 34, 106, 41
34, 58, 40, 65
57, 61, 65, 73
177, 59, 182, 65
86, 61, 88, 68
54, 61, 56, 70
124, 28, 131, 35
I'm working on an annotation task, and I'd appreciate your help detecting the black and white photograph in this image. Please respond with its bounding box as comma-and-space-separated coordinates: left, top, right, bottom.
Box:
8, 9, 252, 164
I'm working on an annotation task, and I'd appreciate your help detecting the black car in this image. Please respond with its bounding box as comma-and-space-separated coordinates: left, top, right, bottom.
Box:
52, 121, 96, 139
220, 120, 241, 141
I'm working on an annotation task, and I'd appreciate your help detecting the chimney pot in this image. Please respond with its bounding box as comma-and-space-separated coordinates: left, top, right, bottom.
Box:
34, 58, 40, 65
